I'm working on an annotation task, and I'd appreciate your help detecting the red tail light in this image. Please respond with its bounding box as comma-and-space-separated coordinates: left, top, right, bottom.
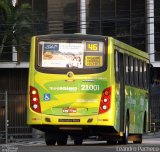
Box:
30, 86, 41, 113
99, 87, 111, 114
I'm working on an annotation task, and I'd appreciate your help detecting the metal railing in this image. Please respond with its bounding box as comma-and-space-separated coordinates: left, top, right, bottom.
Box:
0, 91, 8, 144
0, 50, 30, 63
0, 91, 32, 144
151, 121, 160, 134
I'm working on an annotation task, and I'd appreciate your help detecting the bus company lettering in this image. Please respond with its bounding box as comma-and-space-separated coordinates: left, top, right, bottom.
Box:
49, 86, 77, 91
49, 85, 100, 92
62, 108, 77, 113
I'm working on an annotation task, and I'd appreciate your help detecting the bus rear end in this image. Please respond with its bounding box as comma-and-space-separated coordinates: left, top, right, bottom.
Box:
27, 34, 115, 145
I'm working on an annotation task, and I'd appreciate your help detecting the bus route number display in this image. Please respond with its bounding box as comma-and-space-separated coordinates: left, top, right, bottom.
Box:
86, 42, 99, 51
85, 56, 102, 67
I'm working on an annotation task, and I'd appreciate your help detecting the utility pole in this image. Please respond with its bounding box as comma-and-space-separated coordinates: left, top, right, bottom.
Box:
146, 0, 155, 64
80, 0, 86, 34
146, 0, 154, 132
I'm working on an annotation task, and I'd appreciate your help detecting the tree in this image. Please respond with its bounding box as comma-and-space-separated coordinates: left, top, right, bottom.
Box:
0, 0, 38, 64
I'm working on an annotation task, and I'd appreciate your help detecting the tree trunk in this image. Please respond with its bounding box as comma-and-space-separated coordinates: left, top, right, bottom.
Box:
0, 34, 8, 55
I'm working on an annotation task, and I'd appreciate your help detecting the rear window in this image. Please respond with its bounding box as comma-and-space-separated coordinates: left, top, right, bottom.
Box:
37, 40, 104, 69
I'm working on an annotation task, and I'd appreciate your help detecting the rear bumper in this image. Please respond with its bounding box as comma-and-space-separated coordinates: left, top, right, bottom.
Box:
30, 124, 118, 137
27, 110, 114, 126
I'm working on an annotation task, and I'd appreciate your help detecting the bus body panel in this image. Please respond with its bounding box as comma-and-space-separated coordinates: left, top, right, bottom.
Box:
27, 70, 115, 126
32, 72, 108, 116
27, 34, 149, 142
113, 38, 149, 134
27, 36, 117, 129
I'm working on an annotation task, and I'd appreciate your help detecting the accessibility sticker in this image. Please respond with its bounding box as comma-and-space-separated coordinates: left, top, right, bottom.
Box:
43, 94, 51, 101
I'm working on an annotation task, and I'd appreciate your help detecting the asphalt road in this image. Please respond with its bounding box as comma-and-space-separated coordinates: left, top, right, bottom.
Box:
0, 133, 160, 152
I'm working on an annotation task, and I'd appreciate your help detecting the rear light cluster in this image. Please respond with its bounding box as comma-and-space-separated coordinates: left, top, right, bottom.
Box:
30, 86, 41, 113
99, 87, 111, 114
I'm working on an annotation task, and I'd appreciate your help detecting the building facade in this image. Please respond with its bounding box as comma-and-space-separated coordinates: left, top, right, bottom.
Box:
0, 0, 160, 137
8, 0, 160, 67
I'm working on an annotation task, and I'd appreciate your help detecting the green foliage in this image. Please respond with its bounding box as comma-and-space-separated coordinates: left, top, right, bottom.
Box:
0, 0, 39, 63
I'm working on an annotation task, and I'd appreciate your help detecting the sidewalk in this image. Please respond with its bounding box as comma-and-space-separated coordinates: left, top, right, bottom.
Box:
1, 132, 160, 145
143, 132, 160, 139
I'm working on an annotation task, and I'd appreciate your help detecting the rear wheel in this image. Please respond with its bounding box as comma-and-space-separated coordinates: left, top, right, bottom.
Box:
107, 140, 117, 145
133, 134, 142, 144
74, 139, 83, 145
57, 139, 67, 145
57, 134, 68, 146
45, 133, 56, 146
122, 115, 129, 144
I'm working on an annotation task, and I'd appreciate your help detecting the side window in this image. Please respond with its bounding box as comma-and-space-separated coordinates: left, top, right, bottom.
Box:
143, 62, 147, 89
142, 62, 144, 89
125, 55, 129, 85
115, 50, 120, 82
146, 63, 150, 89
137, 59, 140, 87
134, 58, 139, 87
133, 57, 135, 86
128, 56, 131, 85
139, 60, 143, 88
130, 56, 134, 86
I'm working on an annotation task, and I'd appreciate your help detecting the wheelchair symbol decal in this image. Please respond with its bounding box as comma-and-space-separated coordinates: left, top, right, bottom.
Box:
44, 94, 51, 101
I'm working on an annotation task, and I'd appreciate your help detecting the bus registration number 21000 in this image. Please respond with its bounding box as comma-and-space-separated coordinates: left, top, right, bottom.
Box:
81, 85, 100, 91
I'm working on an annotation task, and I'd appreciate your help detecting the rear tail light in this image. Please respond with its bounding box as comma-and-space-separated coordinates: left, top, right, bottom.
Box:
30, 86, 41, 113
99, 87, 111, 114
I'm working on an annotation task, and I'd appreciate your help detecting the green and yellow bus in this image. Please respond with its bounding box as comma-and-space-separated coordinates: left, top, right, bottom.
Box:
27, 34, 150, 145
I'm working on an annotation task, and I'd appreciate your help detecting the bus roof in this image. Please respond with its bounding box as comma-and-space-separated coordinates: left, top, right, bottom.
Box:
109, 37, 149, 60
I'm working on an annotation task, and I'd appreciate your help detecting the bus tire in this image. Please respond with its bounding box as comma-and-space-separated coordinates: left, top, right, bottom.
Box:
122, 115, 129, 144
57, 134, 68, 146
133, 134, 142, 144
74, 139, 83, 145
45, 133, 56, 146
107, 140, 117, 145
143, 113, 146, 133
57, 139, 67, 145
